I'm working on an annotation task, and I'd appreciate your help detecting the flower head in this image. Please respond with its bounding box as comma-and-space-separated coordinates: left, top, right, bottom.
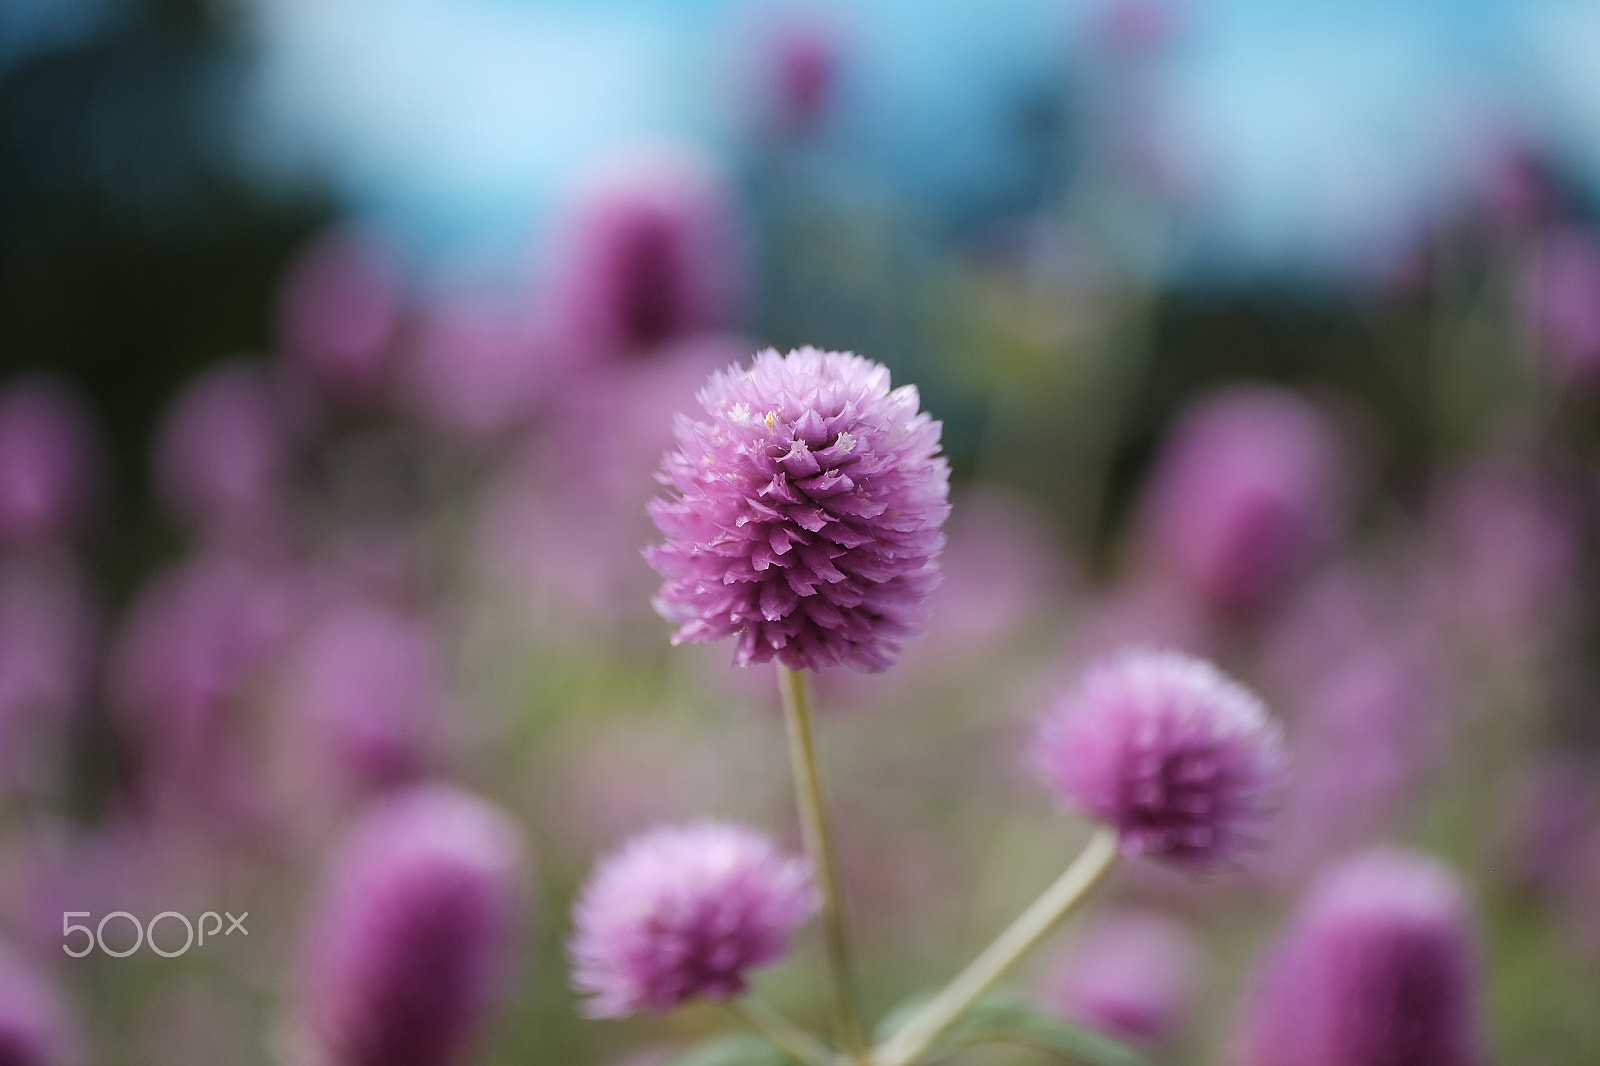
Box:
0, 947, 80, 1066
1037, 907, 1201, 1049
1137, 386, 1347, 614
155, 360, 293, 544
295, 785, 524, 1066
569, 821, 818, 1018
1232, 849, 1482, 1066
645, 347, 951, 672
277, 227, 403, 407
0, 376, 99, 548
544, 148, 744, 361
1032, 648, 1286, 870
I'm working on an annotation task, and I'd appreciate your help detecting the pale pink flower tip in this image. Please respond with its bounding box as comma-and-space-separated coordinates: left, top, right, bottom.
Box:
569, 821, 818, 1018
645, 347, 951, 672
1032, 648, 1287, 870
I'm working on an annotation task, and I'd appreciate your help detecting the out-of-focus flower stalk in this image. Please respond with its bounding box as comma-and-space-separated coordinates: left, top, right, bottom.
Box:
776, 665, 866, 1061
722, 999, 833, 1066
872, 827, 1118, 1066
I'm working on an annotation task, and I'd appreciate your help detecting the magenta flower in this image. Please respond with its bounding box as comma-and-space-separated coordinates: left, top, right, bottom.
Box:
0, 948, 80, 1066
569, 821, 818, 1018
295, 785, 524, 1066
154, 360, 294, 543
0, 376, 99, 548
0, 556, 97, 796
542, 148, 745, 361
1037, 908, 1201, 1049
646, 347, 950, 672
1136, 385, 1347, 615
277, 226, 404, 406
1031, 648, 1287, 870
277, 604, 449, 789
1232, 849, 1482, 1066
1514, 227, 1600, 388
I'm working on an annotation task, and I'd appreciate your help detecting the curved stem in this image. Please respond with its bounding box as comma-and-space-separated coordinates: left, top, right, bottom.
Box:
777, 665, 867, 1060
723, 999, 834, 1066
873, 828, 1119, 1066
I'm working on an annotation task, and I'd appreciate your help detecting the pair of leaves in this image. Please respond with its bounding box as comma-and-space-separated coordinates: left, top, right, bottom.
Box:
663, 992, 1151, 1066
873, 990, 1152, 1066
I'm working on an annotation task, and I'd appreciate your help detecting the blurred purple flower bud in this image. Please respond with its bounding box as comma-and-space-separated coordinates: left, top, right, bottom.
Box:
761, 21, 838, 136
277, 227, 404, 406
401, 294, 545, 444
0, 377, 99, 548
1037, 907, 1201, 1048
1031, 648, 1287, 870
569, 821, 817, 1018
109, 553, 304, 818
0, 555, 97, 795
154, 360, 294, 544
0, 948, 81, 1066
542, 148, 746, 362
1514, 227, 1600, 388
1137, 386, 1349, 615
1498, 754, 1597, 899
296, 785, 523, 1066
1232, 849, 1482, 1066
1427, 460, 1578, 644
646, 347, 951, 672
277, 605, 449, 790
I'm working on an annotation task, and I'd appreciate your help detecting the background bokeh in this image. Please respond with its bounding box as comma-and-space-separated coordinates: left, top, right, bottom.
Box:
4, 1, 1600, 1064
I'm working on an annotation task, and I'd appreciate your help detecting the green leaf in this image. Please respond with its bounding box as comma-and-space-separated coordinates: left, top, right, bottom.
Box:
873, 990, 1152, 1066
662, 1033, 793, 1066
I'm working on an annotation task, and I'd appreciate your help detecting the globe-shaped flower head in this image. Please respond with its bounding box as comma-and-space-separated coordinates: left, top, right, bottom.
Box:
1032, 648, 1287, 870
646, 347, 951, 672
1232, 849, 1482, 1066
569, 821, 819, 1017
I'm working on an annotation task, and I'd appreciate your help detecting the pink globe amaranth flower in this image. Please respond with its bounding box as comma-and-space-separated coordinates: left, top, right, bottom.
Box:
645, 347, 951, 672
569, 821, 818, 1018
154, 360, 294, 544
296, 785, 524, 1066
0, 555, 97, 796
1232, 849, 1482, 1066
542, 147, 746, 362
1031, 648, 1287, 870
108, 553, 305, 821
1037, 907, 1201, 1048
1514, 227, 1600, 388
400, 294, 547, 444
1137, 385, 1349, 615
0, 377, 99, 548
276, 604, 448, 790
277, 227, 404, 407
0, 948, 81, 1066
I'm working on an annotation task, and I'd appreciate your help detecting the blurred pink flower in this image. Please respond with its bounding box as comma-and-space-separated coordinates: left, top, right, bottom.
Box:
0, 947, 81, 1066
273, 603, 450, 794
541, 147, 746, 363
1136, 385, 1350, 616
108, 553, 306, 824
294, 785, 524, 1066
1497, 754, 1597, 900
154, 360, 295, 545
1232, 849, 1482, 1066
0, 377, 99, 548
400, 293, 547, 444
277, 226, 405, 407
1514, 227, 1600, 388
1037, 907, 1202, 1048
0, 554, 97, 796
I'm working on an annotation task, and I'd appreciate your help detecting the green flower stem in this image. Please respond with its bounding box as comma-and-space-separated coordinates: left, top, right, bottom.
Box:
724, 998, 836, 1066
872, 827, 1120, 1066
777, 665, 868, 1061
